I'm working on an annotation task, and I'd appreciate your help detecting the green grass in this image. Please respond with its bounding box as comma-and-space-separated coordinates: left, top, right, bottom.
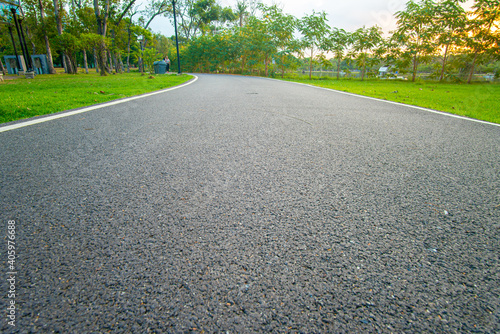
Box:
280, 77, 500, 124
2, 73, 498, 125
0, 72, 193, 124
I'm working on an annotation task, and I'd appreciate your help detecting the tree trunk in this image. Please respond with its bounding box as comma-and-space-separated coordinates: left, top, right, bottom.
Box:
0, 59, 6, 75
281, 55, 285, 78
336, 56, 341, 80
265, 54, 268, 77
98, 43, 107, 75
361, 54, 366, 81
108, 50, 113, 73
62, 55, 68, 73
93, 48, 99, 73
67, 53, 77, 74
126, 49, 130, 73
94, 0, 109, 76
83, 49, 89, 74
309, 47, 313, 80
53, 0, 66, 72
126, 24, 131, 73
114, 52, 120, 73
103, 0, 109, 36
412, 52, 418, 82
30, 38, 36, 55
467, 51, 478, 84
43, 35, 56, 74
118, 55, 125, 74
439, 43, 449, 81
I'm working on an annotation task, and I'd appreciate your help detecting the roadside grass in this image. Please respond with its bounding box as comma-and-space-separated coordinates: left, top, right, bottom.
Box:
281, 77, 500, 124
0, 72, 193, 124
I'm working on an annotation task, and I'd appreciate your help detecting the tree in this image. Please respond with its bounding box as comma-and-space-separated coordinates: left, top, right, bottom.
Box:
434, 0, 467, 81
242, 15, 274, 75
350, 25, 382, 80
81, 32, 110, 72
152, 32, 173, 57
36, 0, 57, 73
53, 0, 74, 72
261, 4, 298, 77
393, 0, 437, 81
324, 27, 351, 79
124, 14, 138, 72
55, 32, 79, 73
193, 0, 223, 34
164, 0, 234, 40
298, 10, 330, 79
464, 0, 500, 83
142, 47, 158, 73
235, 0, 248, 28
141, 0, 171, 30
93, 0, 111, 75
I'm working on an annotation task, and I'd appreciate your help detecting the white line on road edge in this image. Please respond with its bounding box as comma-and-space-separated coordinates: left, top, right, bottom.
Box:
0, 75, 199, 133
273, 79, 500, 128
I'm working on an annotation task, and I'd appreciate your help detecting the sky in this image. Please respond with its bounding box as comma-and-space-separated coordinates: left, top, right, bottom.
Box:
149, 0, 475, 38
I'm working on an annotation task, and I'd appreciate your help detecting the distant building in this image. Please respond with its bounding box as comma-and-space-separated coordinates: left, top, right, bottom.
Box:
379, 65, 394, 78
379, 65, 405, 80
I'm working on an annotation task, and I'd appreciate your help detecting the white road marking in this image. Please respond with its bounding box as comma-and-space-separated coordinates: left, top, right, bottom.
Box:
275, 79, 500, 128
0, 75, 199, 133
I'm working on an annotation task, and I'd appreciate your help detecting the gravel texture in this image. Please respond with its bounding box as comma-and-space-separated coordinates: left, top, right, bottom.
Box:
1, 74, 499, 333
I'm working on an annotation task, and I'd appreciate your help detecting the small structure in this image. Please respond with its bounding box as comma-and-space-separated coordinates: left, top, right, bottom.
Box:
3, 55, 47, 76
379, 65, 405, 80
4, 55, 25, 74
379, 65, 394, 78
31, 54, 49, 74
153, 60, 167, 74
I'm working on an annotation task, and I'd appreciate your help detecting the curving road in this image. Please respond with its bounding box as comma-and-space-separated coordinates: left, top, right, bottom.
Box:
1, 74, 499, 332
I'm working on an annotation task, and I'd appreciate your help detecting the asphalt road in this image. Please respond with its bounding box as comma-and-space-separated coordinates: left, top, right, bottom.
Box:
1, 74, 499, 333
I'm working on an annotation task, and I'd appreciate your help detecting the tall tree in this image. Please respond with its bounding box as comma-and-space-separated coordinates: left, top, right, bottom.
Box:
242, 15, 274, 76
298, 10, 330, 79
434, 0, 467, 81
324, 27, 351, 79
464, 0, 500, 83
261, 4, 298, 77
53, 0, 74, 72
350, 25, 382, 80
37, 0, 56, 73
55, 32, 79, 72
235, 0, 248, 28
393, 0, 437, 81
94, 0, 110, 75
141, 0, 170, 30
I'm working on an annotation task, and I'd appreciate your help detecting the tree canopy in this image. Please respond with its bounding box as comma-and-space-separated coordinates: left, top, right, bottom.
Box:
0, 0, 498, 81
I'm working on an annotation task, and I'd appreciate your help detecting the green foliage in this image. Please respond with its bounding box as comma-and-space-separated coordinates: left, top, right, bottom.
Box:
80, 33, 109, 51
349, 26, 382, 81
298, 10, 330, 79
324, 28, 351, 79
463, 0, 500, 83
393, 0, 438, 82
142, 48, 159, 74
0, 0, 496, 83
54, 33, 80, 73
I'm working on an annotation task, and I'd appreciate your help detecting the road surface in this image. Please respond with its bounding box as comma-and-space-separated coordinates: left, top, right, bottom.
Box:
1, 74, 499, 332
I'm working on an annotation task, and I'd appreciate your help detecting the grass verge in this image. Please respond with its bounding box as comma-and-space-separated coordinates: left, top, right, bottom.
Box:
0, 72, 193, 124
280, 77, 500, 124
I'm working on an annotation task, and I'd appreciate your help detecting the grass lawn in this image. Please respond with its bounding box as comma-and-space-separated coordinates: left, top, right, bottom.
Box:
0, 71, 193, 124
281, 77, 500, 124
